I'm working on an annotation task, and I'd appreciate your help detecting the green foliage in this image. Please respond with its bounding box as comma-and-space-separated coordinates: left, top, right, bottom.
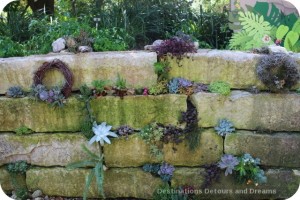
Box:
275, 19, 300, 52
154, 61, 170, 81
229, 11, 273, 50
185, 130, 200, 151
276, 25, 289, 40
297, 88, 300, 94
92, 80, 109, 94
149, 81, 168, 95
115, 74, 127, 90
6, 161, 29, 174
14, 126, 33, 136
252, 2, 298, 29
0, 36, 25, 58
209, 81, 231, 96
93, 28, 133, 51
67, 145, 105, 199
140, 123, 164, 160
284, 31, 299, 51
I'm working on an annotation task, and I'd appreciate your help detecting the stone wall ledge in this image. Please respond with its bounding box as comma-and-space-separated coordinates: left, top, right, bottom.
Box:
0, 51, 157, 94
168, 50, 300, 89
0, 94, 186, 132
191, 90, 300, 131
225, 131, 300, 168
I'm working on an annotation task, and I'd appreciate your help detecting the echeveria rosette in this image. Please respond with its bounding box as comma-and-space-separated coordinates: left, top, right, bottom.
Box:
158, 162, 175, 182
218, 154, 239, 176
242, 153, 260, 165
214, 119, 235, 137
89, 122, 118, 146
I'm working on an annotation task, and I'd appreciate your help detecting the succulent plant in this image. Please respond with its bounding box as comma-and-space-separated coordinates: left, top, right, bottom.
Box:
214, 119, 235, 137
6, 86, 24, 98
142, 164, 160, 174
202, 163, 221, 189
168, 78, 179, 94
193, 83, 209, 93
149, 81, 168, 95
6, 161, 29, 174
158, 162, 175, 182
162, 125, 184, 146
209, 81, 231, 96
177, 77, 193, 88
218, 154, 239, 176
117, 125, 134, 139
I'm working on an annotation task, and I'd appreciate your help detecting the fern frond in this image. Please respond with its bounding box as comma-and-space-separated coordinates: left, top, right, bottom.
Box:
239, 11, 272, 37
229, 30, 252, 50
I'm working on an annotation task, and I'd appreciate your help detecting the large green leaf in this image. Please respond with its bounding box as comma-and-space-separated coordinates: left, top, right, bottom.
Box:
253, 2, 297, 29
276, 25, 289, 39
284, 31, 299, 51
292, 19, 300, 34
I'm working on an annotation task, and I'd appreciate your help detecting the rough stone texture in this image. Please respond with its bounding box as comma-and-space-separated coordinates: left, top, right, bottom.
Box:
104, 129, 222, 167
163, 129, 223, 166
0, 95, 186, 132
26, 167, 162, 199
52, 38, 66, 53
0, 133, 99, 167
171, 167, 300, 200
0, 167, 12, 191
191, 91, 300, 131
0, 51, 157, 94
225, 131, 300, 168
167, 50, 300, 89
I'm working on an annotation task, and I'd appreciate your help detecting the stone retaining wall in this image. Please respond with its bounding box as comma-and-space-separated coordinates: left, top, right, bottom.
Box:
0, 50, 299, 199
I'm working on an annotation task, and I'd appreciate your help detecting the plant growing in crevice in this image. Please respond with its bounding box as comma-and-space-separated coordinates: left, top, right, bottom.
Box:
14, 126, 33, 136
149, 80, 168, 95
256, 53, 300, 92
180, 100, 200, 151
143, 162, 175, 182
78, 84, 95, 139
218, 153, 267, 186
6, 86, 25, 98
168, 77, 195, 96
6, 161, 30, 200
139, 123, 164, 160
117, 125, 134, 139
209, 81, 231, 96
113, 74, 128, 98
91, 79, 110, 97
193, 83, 209, 93
30, 84, 66, 107
154, 60, 170, 82
214, 119, 235, 137
162, 125, 184, 152
202, 163, 221, 189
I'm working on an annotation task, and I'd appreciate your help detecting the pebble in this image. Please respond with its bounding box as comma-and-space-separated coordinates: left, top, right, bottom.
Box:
32, 189, 43, 198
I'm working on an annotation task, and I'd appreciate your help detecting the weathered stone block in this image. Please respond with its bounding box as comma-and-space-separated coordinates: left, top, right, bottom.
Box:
0, 95, 186, 132
167, 50, 300, 89
191, 91, 300, 131
0, 51, 157, 94
104, 129, 223, 167
0, 133, 99, 167
171, 167, 299, 200
26, 167, 162, 199
225, 131, 300, 168
163, 129, 223, 166
0, 167, 13, 191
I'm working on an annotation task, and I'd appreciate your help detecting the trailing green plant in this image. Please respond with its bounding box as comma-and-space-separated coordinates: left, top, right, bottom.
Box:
229, 11, 273, 50
162, 125, 184, 152
143, 162, 175, 182
6, 86, 25, 98
209, 81, 231, 96
218, 154, 267, 185
214, 119, 235, 137
6, 161, 30, 200
154, 61, 170, 81
139, 123, 164, 160
67, 145, 105, 199
149, 81, 168, 95
78, 84, 95, 139
14, 126, 33, 136
256, 53, 300, 92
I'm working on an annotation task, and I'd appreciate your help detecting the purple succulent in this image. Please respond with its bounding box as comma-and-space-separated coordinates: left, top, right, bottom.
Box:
39, 90, 49, 101
218, 154, 239, 176
177, 78, 193, 88
158, 163, 175, 176
48, 90, 54, 97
